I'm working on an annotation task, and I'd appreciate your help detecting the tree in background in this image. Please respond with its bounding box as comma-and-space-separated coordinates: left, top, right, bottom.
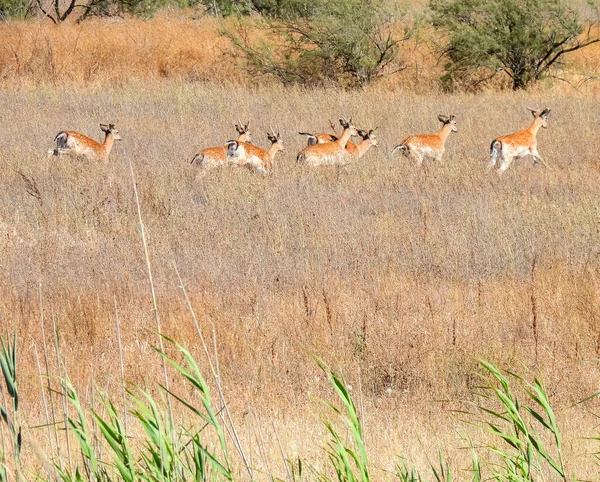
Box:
0, 0, 32, 19
1, 0, 170, 22
430, 0, 600, 90
223, 0, 414, 87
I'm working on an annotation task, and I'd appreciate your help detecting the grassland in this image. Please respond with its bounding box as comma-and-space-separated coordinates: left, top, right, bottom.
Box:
0, 80, 600, 477
0, 8, 600, 479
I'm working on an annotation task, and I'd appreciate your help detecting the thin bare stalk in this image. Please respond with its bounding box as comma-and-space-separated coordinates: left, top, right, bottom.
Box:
253, 413, 274, 482
128, 158, 175, 449
51, 308, 72, 470
272, 422, 292, 482
33, 344, 54, 472
39, 285, 60, 458
113, 296, 128, 435
174, 265, 253, 479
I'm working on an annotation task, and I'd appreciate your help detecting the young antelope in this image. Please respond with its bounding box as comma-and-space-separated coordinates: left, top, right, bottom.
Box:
50, 123, 122, 162
296, 118, 357, 166
190, 121, 251, 170
490, 108, 551, 173
226, 130, 285, 174
392, 114, 457, 165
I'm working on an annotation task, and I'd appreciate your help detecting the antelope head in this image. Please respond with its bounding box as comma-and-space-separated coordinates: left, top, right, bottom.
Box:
357, 128, 378, 147
100, 123, 122, 140
339, 117, 358, 137
527, 107, 551, 128
267, 129, 285, 153
438, 114, 458, 133
235, 120, 252, 142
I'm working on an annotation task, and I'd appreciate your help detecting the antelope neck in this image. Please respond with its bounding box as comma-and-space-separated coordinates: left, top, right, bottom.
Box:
527, 118, 544, 136
438, 123, 453, 143
337, 128, 353, 148
103, 132, 115, 154
356, 139, 373, 158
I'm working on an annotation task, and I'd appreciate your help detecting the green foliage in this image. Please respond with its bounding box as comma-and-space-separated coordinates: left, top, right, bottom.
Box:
224, 0, 413, 87
197, 0, 318, 17
466, 361, 568, 482
0, 0, 30, 20
430, 0, 600, 90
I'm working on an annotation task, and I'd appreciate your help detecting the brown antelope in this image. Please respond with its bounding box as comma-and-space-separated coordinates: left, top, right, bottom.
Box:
190, 121, 251, 170
296, 118, 357, 166
490, 108, 551, 173
299, 120, 338, 146
344, 129, 378, 160
392, 114, 457, 165
50, 124, 122, 162
226, 130, 285, 174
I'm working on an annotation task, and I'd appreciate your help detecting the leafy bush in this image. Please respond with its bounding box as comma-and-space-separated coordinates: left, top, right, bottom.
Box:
224, 0, 413, 87
0, 0, 30, 20
430, 0, 600, 90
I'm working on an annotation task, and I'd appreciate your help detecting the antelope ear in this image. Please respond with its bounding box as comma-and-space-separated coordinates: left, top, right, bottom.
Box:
527, 107, 538, 117
109, 123, 115, 129
357, 129, 367, 137
100, 124, 109, 131
449, 114, 456, 121
540, 108, 551, 117
438, 115, 448, 123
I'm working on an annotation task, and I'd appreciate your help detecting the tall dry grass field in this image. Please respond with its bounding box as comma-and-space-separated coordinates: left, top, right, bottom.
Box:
0, 81, 600, 476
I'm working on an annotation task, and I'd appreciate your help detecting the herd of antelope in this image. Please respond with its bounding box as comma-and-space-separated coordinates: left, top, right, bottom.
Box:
49, 107, 552, 175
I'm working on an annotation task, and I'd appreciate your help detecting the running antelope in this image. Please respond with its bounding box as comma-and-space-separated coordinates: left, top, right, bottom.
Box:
297, 118, 357, 166
226, 130, 285, 174
49, 124, 122, 162
490, 108, 551, 173
190, 121, 251, 170
299, 120, 338, 146
392, 114, 457, 165
344, 129, 378, 160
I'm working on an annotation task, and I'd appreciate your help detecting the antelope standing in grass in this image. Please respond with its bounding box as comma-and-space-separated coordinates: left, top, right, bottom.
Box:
392, 114, 457, 165
226, 130, 285, 174
190, 121, 251, 170
297, 118, 357, 166
49, 124, 121, 162
299, 120, 338, 146
344, 129, 378, 160
490, 108, 551, 173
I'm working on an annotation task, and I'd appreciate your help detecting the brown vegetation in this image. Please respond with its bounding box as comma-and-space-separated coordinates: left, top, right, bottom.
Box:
1, 82, 600, 475
2, 13, 598, 91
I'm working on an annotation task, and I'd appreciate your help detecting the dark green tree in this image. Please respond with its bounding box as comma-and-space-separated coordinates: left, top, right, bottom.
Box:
430, 0, 600, 90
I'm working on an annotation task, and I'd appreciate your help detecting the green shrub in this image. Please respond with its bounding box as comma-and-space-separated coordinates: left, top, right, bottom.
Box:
430, 0, 600, 90
224, 0, 414, 87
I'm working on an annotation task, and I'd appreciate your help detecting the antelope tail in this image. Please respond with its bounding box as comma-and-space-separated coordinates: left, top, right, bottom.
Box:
299, 132, 318, 146
54, 132, 68, 149
296, 153, 305, 163
392, 144, 408, 155
490, 140, 502, 154
226, 140, 239, 158
191, 153, 203, 165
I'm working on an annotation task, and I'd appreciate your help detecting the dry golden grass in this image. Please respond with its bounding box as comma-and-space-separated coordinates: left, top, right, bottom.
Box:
1, 81, 600, 476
